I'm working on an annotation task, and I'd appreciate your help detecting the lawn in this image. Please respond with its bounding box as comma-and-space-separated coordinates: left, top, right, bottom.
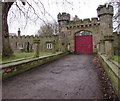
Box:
113, 55, 120, 63
1, 52, 54, 63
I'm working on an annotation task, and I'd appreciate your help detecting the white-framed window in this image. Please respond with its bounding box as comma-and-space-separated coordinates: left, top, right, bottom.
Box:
47, 43, 53, 49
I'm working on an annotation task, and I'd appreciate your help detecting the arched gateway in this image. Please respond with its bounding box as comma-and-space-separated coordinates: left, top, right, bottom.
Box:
75, 31, 93, 53
57, 4, 113, 55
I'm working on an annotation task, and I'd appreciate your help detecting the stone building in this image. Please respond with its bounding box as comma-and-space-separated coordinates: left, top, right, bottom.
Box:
9, 4, 120, 56
9, 29, 59, 53
57, 4, 120, 57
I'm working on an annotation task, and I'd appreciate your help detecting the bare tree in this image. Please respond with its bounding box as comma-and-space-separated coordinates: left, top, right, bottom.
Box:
107, 0, 120, 33
1, 0, 48, 57
1, 0, 87, 57
38, 22, 58, 35
38, 24, 54, 35
1, 1, 26, 57
114, 2, 120, 33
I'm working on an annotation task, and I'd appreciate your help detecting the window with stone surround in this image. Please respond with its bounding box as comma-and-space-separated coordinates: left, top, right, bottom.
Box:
47, 43, 53, 49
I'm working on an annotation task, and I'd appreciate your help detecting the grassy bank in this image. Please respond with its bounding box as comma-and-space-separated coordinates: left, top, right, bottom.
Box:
113, 55, 120, 63
2, 52, 53, 63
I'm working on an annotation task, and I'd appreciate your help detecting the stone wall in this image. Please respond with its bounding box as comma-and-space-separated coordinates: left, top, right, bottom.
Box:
9, 34, 59, 53
57, 4, 118, 57
2, 52, 68, 79
57, 12, 101, 53
57, 4, 115, 58
98, 53, 120, 99
9, 4, 118, 55
67, 18, 100, 53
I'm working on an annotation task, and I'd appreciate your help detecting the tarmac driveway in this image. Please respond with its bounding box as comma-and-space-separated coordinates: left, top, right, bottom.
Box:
2, 54, 104, 99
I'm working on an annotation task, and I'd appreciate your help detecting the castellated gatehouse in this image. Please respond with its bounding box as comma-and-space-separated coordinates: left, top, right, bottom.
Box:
9, 4, 119, 57
2, 3, 120, 100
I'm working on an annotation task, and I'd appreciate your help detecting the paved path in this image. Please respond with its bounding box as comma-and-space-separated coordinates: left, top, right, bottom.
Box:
3, 54, 104, 99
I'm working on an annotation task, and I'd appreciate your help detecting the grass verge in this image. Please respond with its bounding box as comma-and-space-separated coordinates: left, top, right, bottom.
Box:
1, 52, 54, 63
113, 55, 120, 63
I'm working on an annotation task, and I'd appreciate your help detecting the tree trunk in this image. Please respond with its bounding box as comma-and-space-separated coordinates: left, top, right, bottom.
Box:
2, 2, 14, 57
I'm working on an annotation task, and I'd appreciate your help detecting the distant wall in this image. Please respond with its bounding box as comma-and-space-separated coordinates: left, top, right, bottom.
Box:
9, 34, 59, 53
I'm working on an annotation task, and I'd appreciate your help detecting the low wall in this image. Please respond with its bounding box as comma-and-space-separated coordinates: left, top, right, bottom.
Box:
98, 53, 120, 99
1, 52, 68, 79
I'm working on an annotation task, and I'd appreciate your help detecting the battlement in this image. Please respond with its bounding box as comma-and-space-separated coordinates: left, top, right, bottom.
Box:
57, 12, 70, 22
10, 34, 58, 39
91, 18, 99, 23
66, 17, 100, 29
97, 4, 113, 17
69, 17, 99, 25
10, 35, 36, 39
84, 18, 91, 23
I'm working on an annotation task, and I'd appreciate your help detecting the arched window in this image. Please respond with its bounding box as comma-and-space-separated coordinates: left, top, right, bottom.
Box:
75, 31, 92, 36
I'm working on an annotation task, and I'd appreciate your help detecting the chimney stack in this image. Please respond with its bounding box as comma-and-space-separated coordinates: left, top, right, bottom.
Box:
18, 28, 21, 36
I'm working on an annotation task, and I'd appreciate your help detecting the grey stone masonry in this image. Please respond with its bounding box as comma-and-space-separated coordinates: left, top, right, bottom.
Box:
100, 40, 105, 54
97, 4, 114, 59
34, 39, 40, 57
104, 36, 114, 59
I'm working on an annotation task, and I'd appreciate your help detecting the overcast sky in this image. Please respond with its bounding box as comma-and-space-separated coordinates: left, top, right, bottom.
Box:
8, 0, 109, 35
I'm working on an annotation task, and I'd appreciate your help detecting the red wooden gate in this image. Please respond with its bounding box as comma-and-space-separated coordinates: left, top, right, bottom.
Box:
75, 35, 93, 53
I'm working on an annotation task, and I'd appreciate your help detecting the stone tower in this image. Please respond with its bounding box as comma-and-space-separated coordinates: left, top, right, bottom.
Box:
57, 12, 70, 30
97, 4, 114, 59
97, 4, 113, 37
57, 12, 70, 52
57, 12, 70, 26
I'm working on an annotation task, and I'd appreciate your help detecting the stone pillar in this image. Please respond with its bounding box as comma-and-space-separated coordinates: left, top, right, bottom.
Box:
104, 36, 114, 59
97, 43, 100, 53
67, 43, 70, 52
34, 39, 40, 57
100, 40, 105, 54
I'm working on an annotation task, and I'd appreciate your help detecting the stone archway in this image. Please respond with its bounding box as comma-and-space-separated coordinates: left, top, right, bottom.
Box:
58, 4, 114, 58
74, 30, 93, 53
66, 24, 100, 53
57, 15, 102, 53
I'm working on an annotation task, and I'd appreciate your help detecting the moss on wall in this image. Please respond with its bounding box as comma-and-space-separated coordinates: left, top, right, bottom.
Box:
2, 52, 68, 79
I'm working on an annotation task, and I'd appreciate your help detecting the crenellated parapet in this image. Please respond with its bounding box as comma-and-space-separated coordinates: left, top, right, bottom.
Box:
72, 17, 99, 23
9, 34, 58, 40
97, 4, 113, 37
91, 18, 99, 23
57, 12, 70, 22
10, 35, 36, 39
66, 17, 100, 29
97, 4, 113, 17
